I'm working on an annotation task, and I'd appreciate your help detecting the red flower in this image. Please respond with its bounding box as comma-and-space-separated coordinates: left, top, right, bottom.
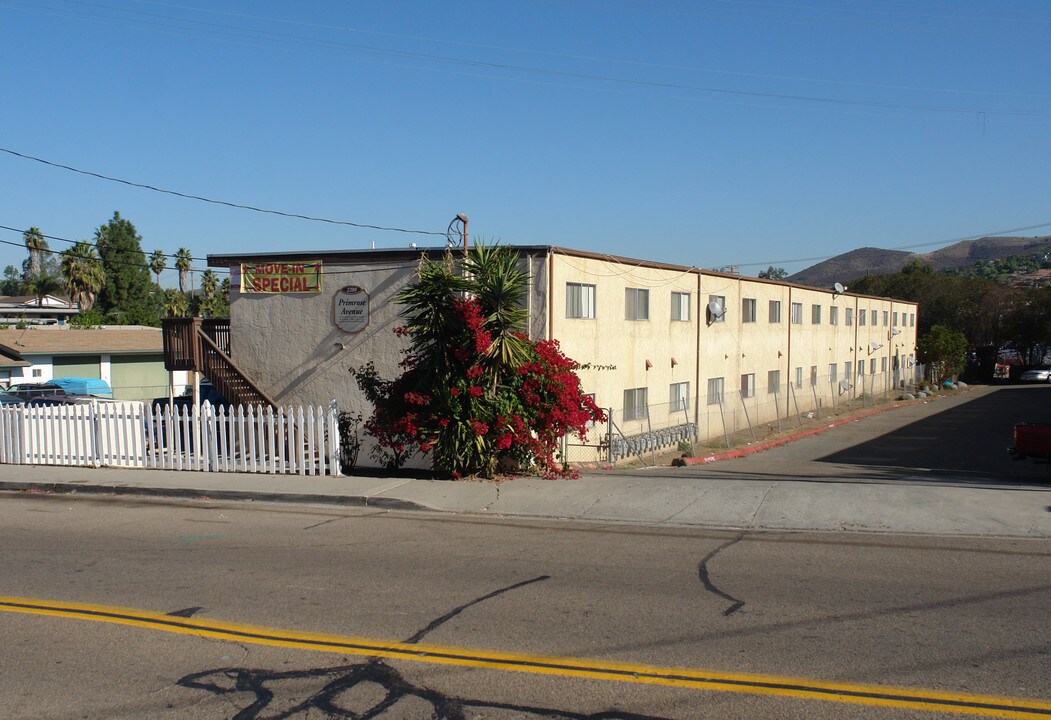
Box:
468, 386, 484, 398
449, 387, 460, 397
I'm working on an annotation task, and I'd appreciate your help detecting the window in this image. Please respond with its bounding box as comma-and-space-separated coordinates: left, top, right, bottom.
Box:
844, 361, 852, 380
706, 377, 724, 405
870, 358, 877, 374
830, 306, 839, 325
671, 291, 691, 321
670, 382, 690, 411
32, 368, 42, 377
584, 393, 597, 428
810, 365, 818, 387
881, 357, 887, 373
742, 298, 757, 323
740, 373, 755, 399
566, 282, 596, 319
892, 312, 898, 326
791, 302, 803, 324
767, 370, 780, 394
811, 304, 822, 324
623, 387, 648, 420
708, 295, 726, 323
910, 313, 915, 327
858, 362, 865, 377
871, 309, 878, 325
846, 307, 854, 326
883, 311, 889, 326
859, 308, 867, 326
769, 300, 782, 323
794, 367, 803, 389
625, 288, 649, 321
829, 363, 838, 383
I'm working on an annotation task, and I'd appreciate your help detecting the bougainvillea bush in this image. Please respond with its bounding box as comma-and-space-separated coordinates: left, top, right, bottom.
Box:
353, 244, 605, 479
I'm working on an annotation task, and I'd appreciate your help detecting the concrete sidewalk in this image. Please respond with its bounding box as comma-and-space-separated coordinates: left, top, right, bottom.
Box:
1, 453, 1048, 538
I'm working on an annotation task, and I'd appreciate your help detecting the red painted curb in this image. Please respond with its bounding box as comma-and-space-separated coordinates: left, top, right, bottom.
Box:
681, 396, 936, 466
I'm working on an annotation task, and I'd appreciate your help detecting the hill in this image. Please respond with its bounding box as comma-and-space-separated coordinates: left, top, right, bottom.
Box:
788, 235, 1051, 289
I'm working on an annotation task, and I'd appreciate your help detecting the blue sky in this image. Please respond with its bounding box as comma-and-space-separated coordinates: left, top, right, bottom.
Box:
2, 0, 1050, 286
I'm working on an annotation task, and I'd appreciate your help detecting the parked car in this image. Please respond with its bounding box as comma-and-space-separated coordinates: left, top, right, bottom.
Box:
49, 377, 113, 398
0, 389, 25, 405
6, 382, 68, 401
1019, 367, 1051, 383
27, 394, 93, 407
151, 381, 228, 413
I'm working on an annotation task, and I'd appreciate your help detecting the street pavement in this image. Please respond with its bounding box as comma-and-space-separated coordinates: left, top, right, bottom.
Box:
1, 383, 1049, 538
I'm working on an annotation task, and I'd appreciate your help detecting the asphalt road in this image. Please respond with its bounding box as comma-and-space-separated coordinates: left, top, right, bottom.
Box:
1, 495, 1048, 719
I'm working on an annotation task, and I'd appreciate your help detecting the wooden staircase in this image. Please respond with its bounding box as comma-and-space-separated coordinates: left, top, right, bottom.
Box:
162, 318, 276, 409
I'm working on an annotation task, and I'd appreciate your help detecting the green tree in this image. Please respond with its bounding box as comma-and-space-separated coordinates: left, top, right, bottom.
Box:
758, 266, 788, 280
174, 248, 192, 295
200, 269, 218, 299
192, 270, 228, 318
59, 241, 105, 311
94, 211, 161, 325
1, 265, 27, 296
353, 244, 604, 478
918, 325, 967, 382
25, 272, 63, 307
23, 227, 48, 278
162, 288, 189, 318
149, 249, 167, 286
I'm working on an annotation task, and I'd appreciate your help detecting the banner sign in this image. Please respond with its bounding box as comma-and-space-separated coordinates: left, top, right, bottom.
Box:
241, 261, 322, 294
334, 285, 370, 333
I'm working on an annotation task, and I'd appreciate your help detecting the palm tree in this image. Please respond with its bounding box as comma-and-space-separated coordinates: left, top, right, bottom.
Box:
26, 272, 63, 308
200, 269, 218, 299
23, 227, 48, 278
174, 248, 192, 295
162, 288, 188, 318
59, 241, 105, 311
149, 249, 167, 286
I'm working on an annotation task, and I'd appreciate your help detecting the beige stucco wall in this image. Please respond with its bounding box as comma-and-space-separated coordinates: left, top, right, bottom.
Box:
221, 248, 919, 461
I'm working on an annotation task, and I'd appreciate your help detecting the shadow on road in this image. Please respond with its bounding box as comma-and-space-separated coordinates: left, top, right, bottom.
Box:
816, 385, 1051, 486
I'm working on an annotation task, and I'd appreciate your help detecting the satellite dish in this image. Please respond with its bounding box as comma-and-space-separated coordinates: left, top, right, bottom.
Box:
870, 341, 881, 352
707, 299, 725, 318
839, 379, 852, 391
832, 282, 846, 295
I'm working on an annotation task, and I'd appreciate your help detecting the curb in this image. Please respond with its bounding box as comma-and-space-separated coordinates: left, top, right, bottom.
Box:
682, 397, 934, 465
0, 481, 428, 511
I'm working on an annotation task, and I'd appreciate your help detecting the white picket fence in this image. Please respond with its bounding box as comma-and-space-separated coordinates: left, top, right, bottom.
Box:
0, 400, 342, 476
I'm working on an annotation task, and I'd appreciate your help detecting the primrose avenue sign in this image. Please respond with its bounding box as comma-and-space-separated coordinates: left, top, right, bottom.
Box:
334, 285, 370, 333
241, 261, 322, 294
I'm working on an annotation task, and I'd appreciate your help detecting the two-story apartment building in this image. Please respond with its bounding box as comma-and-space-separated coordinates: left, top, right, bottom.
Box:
207, 246, 919, 460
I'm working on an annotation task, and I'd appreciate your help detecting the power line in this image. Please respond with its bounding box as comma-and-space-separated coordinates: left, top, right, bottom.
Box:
0, 147, 447, 238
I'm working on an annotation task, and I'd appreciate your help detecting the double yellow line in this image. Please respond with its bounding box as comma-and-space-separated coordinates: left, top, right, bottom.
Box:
2, 595, 1049, 718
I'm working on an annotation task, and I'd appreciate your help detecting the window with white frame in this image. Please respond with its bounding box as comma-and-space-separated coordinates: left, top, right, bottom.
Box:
829, 363, 838, 383
706, 377, 724, 405
584, 393, 597, 428
846, 307, 854, 326
844, 361, 852, 380
794, 367, 803, 389
881, 357, 887, 372
791, 302, 803, 324
769, 300, 782, 323
625, 288, 649, 321
859, 308, 867, 326
742, 297, 757, 323
708, 295, 726, 323
566, 282, 596, 319
883, 311, 889, 326
671, 291, 691, 321
870, 358, 877, 374
811, 304, 822, 324
892, 311, 898, 326
623, 387, 648, 421
810, 365, 818, 386
740, 373, 755, 399
871, 309, 878, 325
767, 370, 780, 394
830, 306, 839, 325
858, 362, 865, 377
910, 313, 915, 327
670, 381, 690, 412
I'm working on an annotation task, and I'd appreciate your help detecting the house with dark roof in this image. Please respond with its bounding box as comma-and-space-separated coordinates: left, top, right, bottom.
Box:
0, 294, 78, 326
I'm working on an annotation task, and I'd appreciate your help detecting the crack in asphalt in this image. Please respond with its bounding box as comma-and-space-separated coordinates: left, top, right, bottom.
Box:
697, 533, 747, 616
